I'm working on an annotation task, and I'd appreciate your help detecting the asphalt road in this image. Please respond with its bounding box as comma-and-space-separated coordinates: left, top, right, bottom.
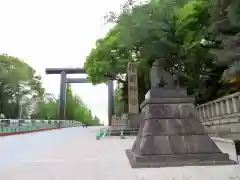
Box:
0, 127, 239, 180
0, 127, 89, 170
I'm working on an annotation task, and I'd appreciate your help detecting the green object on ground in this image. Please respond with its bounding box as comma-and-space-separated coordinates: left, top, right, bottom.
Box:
96, 129, 107, 140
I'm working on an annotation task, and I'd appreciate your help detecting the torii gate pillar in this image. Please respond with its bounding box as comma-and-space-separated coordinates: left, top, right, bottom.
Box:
45, 68, 114, 126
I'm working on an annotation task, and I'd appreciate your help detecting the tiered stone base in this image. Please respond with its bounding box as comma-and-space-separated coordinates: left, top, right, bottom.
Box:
126, 150, 235, 168
125, 87, 236, 168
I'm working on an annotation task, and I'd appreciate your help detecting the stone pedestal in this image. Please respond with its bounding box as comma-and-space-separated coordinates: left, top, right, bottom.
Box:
107, 114, 138, 136
128, 113, 139, 130
122, 113, 129, 126
126, 87, 236, 168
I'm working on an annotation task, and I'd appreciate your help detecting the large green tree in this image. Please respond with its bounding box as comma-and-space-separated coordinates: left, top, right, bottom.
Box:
0, 54, 44, 118
85, 0, 240, 115
34, 84, 102, 125
206, 0, 240, 83
85, 0, 210, 104
65, 85, 101, 125
114, 83, 125, 116
0, 54, 101, 125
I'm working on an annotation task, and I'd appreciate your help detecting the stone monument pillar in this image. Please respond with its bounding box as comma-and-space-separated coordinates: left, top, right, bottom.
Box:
127, 62, 139, 130
125, 60, 235, 168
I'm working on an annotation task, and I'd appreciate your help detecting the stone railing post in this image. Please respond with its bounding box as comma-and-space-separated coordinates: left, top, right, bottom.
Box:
215, 102, 220, 116
226, 99, 232, 114
220, 101, 225, 115
232, 96, 240, 113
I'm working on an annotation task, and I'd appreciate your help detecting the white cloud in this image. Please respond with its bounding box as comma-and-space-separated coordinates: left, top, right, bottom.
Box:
0, 0, 124, 124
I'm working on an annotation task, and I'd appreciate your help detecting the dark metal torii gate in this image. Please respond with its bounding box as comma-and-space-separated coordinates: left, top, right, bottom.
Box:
45, 68, 114, 126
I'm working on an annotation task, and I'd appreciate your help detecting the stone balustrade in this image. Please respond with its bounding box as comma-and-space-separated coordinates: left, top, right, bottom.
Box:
196, 92, 240, 139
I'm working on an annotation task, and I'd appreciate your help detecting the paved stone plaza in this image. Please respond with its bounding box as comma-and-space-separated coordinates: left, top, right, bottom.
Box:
0, 127, 239, 180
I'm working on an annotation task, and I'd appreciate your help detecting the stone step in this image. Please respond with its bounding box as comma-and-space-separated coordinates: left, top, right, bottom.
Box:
106, 128, 138, 136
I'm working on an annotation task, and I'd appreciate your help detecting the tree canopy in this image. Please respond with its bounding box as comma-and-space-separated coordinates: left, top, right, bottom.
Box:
0, 54, 102, 125
0, 54, 44, 118
33, 85, 102, 125
84, 0, 240, 114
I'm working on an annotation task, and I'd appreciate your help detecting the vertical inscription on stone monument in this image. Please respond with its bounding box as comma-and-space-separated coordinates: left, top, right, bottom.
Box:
127, 62, 139, 114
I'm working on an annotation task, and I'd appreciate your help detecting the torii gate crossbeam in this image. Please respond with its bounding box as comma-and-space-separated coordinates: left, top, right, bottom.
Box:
45, 68, 114, 126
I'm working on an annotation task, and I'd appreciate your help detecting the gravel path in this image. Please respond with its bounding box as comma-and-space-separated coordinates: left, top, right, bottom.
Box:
0, 127, 239, 180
